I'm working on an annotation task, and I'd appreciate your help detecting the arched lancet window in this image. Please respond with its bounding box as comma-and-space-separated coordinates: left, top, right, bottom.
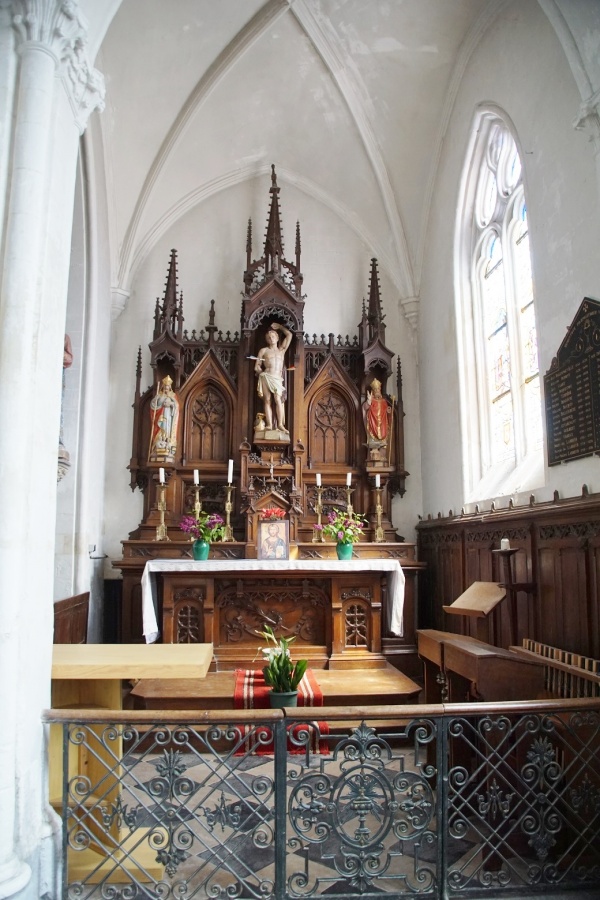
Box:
457, 111, 543, 502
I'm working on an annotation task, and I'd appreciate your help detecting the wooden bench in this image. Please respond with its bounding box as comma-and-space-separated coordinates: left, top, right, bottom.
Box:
53, 592, 90, 644
417, 629, 546, 703
129, 663, 421, 710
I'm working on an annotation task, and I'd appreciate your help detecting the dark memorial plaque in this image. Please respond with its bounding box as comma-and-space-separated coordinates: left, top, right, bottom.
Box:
544, 298, 600, 465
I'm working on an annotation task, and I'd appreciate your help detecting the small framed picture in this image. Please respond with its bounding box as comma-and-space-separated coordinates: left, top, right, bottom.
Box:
257, 519, 290, 560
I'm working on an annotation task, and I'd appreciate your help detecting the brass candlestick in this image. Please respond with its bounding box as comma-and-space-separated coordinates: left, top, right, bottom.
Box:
313, 485, 325, 542
155, 481, 170, 541
223, 484, 235, 542
374, 486, 385, 542
193, 485, 202, 519
345, 486, 354, 517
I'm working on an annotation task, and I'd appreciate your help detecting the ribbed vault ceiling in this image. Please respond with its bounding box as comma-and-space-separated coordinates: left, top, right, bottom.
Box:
94, 0, 501, 298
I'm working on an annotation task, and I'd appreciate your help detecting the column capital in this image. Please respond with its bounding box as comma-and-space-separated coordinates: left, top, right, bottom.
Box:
111, 287, 130, 320
9, 0, 84, 56
400, 295, 419, 334
8, 0, 104, 132
573, 88, 600, 158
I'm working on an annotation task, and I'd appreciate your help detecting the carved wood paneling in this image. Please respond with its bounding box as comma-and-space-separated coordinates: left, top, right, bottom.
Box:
589, 544, 600, 659
214, 578, 329, 648
343, 599, 370, 648
311, 387, 351, 465
175, 604, 202, 643
439, 542, 464, 608
173, 587, 205, 643
417, 496, 600, 658
539, 547, 585, 650
187, 384, 229, 462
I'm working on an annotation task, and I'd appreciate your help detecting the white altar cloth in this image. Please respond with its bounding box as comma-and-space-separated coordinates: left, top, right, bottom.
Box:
141, 558, 405, 643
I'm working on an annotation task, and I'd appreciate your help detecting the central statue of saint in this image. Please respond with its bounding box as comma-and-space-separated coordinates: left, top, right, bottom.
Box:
254, 322, 292, 437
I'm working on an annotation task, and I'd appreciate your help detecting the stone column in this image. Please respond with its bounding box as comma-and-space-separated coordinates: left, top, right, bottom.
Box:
0, 3, 103, 897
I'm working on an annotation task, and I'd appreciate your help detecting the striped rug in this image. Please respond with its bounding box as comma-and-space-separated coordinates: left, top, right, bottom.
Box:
233, 669, 328, 754
234, 668, 323, 708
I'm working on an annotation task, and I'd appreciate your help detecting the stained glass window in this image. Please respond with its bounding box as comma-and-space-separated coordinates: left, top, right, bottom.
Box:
458, 114, 543, 499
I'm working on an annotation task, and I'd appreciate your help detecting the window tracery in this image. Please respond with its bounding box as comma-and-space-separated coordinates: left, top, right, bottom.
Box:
457, 112, 543, 501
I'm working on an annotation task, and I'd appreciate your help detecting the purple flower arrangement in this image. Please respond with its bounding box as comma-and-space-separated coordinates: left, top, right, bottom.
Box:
180, 512, 225, 542
314, 509, 366, 545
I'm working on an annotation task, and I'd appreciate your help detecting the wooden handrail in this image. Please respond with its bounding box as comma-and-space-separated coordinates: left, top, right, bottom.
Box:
42, 696, 600, 726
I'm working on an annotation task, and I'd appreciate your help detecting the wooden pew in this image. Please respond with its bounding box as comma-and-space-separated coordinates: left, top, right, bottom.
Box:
53, 592, 90, 644
417, 629, 545, 703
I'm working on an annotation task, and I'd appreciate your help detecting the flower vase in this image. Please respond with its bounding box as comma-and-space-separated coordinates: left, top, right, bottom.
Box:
269, 690, 298, 709
336, 542, 354, 560
192, 539, 210, 561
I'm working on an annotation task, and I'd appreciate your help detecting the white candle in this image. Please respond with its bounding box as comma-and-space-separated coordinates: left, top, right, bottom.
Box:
159, 467, 165, 484
501, 537, 510, 550
227, 459, 233, 484
193, 469, 199, 485
375, 474, 381, 488
316, 473, 321, 487
346, 472, 352, 487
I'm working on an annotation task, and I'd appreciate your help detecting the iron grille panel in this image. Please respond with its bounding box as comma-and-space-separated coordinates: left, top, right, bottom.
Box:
46, 704, 600, 898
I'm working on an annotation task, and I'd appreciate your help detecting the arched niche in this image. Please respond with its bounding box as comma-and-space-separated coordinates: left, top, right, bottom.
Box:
178, 350, 237, 465
183, 381, 231, 463
308, 383, 357, 466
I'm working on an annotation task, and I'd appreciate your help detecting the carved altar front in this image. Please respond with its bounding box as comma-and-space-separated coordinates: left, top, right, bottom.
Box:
140, 559, 406, 671
113, 165, 423, 674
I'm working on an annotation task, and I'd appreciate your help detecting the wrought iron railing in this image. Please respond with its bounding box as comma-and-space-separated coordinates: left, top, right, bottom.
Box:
44, 699, 600, 899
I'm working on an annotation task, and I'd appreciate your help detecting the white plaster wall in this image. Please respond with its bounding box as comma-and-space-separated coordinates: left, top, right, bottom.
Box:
55, 164, 86, 602
418, 0, 600, 518
54, 115, 114, 643
78, 117, 115, 643
103, 175, 422, 566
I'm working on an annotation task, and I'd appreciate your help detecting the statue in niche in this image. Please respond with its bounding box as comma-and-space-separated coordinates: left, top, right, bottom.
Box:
149, 375, 180, 463
254, 322, 292, 439
362, 378, 392, 461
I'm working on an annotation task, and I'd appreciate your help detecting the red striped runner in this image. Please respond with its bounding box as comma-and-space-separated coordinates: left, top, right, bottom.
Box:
233, 669, 329, 754
234, 668, 323, 709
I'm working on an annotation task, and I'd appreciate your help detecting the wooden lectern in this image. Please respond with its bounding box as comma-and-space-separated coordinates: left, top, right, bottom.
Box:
443, 581, 506, 644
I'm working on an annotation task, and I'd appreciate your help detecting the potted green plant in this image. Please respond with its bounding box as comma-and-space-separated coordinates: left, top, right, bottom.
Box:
257, 625, 308, 708
180, 512, 225, 560
313, 509, 366, 559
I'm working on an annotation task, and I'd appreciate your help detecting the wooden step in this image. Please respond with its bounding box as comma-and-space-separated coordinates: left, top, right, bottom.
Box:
129, 663, 420, 710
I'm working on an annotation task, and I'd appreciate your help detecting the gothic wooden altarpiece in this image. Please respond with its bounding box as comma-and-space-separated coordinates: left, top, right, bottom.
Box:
113, 167, 424, 673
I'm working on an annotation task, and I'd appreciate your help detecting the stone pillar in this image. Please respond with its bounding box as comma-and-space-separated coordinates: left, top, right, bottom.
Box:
0, 2, 103, 897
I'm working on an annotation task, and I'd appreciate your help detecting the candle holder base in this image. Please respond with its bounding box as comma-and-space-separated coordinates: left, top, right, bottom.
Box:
223, 484, 236, 542
374, 486, 385, 543
154, 481, 170, 542
313, 484, 325, 542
